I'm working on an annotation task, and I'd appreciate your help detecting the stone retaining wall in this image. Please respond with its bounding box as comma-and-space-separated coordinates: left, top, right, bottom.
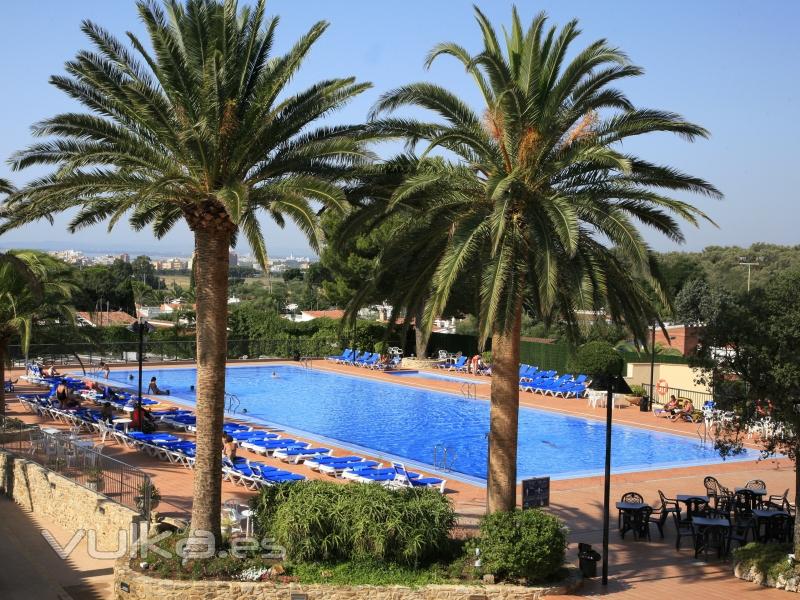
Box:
0, 449, 142, 551
114, 561, 581, 600
734, 559, 799, 592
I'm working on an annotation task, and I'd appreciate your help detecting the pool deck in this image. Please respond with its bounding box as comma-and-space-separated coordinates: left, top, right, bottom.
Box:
2, 360, 793, 599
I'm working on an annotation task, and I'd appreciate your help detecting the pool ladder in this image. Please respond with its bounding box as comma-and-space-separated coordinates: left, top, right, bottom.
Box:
300, 357, 313, 369
225, 393, 241, 414
460, 382, 477, 400
433, 444, 457, 472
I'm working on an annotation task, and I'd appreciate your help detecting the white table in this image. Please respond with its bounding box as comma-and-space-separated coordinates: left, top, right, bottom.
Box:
112, 418, 132, 433
41, 427, 61, 435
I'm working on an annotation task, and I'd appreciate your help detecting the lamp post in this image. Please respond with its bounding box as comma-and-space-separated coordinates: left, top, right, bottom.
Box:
647, 321, 657, 411
602, 374, 614, 585
127, 317, 155, 417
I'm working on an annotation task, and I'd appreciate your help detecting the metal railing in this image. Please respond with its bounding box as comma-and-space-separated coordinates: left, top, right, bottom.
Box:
8, 338, 343, 369
643, 383, 713, 407
0, 416, 153, 519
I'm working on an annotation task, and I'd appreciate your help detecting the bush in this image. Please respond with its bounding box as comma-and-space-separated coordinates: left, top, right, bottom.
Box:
251, 480, 455, 566
734, 542, 796, 582
569, 341, 623, 378
478, 509, 567, 582
629, 384, 646, 397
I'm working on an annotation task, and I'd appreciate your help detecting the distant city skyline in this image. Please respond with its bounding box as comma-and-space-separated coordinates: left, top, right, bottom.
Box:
1, 1, 799, 253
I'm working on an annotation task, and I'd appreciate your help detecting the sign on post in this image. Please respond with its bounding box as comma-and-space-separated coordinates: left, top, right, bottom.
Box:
522, 477, 550, 508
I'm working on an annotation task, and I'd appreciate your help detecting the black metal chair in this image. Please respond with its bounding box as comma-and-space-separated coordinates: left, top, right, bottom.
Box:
710, 492, 733, 520
765, 488, 790, 511
632, 506, 654, 541
618, 491, 644, 529
745, 479, 767, 492
650, 490, 680, 538
704, 476, 722, 506
765, 513, 794, 544
674, 497, 708, 550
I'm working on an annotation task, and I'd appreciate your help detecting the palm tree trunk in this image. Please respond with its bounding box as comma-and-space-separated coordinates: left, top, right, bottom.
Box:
414, 303, 430, 358
188, 220, 232, 543
795, 450, 800, 556
487, 300, 522, 513
0, 342, 6, 417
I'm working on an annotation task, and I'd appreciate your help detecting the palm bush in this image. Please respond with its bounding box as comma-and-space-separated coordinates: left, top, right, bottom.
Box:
1, 0, 371, 540
349, 7, 719, 511
251, 480, 456, 566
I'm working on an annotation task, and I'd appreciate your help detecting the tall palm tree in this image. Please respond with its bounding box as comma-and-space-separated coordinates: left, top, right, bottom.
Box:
2, 0, 372, 540
365, 7, 720, 512
0, 250, 75, 415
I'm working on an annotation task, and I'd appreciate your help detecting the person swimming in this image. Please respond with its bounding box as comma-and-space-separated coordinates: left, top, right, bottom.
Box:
271, 371, 279, 379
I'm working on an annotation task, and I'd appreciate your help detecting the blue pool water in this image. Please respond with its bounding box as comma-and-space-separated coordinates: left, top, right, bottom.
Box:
105, 365, 755, 482
385, 370, 490, 385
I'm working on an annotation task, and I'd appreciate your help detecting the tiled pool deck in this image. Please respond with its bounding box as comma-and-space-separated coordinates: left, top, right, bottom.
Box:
2, 360, 792, 598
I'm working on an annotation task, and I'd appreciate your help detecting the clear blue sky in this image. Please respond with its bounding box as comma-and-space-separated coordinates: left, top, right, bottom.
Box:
0, 0, 798, 256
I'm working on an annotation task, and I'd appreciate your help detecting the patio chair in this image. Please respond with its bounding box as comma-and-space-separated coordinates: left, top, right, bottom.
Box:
765, 488, 790, 511
764, 513, 794, 544
745, 479, 767, 492
674, 497, 709, 551
650, 490, 681, 538
618, 492, 644, 529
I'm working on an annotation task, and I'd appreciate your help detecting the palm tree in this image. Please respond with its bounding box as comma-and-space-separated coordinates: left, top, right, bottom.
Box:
365, 7, 720, 512
2, 0, 372, 540
0, 250, 75, 415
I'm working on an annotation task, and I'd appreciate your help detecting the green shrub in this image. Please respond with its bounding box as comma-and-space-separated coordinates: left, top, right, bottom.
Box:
478, 509, 567, 582
251, 480, 455, 566
629, 384, 646, 397
734, 542, 796, 581
569, 341, 623, 377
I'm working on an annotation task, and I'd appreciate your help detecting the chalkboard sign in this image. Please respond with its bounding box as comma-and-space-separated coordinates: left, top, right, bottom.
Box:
522, 477, 550, 508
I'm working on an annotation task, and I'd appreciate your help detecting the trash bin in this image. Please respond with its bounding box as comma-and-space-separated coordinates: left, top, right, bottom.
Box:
578, 543, 601, 578
639, 394, 651, 412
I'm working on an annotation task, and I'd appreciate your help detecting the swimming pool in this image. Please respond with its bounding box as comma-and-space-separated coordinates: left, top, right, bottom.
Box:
384, 370, 490, 385
105, 365, 756, 483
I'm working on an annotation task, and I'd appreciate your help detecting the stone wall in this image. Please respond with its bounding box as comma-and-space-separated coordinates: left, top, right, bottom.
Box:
114, 560, 582, 600
0, 449, 142, 551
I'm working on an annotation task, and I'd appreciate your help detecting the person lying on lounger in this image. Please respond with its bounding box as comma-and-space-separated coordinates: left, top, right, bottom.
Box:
656, 395, 679, 418
670, 399, 694, 421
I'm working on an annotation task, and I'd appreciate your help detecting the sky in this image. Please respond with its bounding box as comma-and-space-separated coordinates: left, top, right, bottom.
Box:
0, 0, 798, 257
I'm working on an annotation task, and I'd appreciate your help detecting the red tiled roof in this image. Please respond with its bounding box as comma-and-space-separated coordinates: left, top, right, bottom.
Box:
76, 311, 136, 327
302, 310, 345, 320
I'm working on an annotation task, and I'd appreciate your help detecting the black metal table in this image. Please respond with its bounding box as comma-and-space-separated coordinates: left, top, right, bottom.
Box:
692, 516, 731, 559
616, 502, 648, 539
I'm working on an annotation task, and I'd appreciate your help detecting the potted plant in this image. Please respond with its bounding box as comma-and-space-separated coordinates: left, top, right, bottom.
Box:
85, 467, 104, 492
627, 384, 646, 406
135, 482, 161, 514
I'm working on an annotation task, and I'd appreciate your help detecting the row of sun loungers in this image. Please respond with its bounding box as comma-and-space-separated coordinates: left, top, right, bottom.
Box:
518, 365, 589, 398
16, 386, 446, 494
325, 348, 400, 370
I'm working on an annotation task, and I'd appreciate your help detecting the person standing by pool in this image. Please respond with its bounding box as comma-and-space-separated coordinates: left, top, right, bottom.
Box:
223, 434, 237, 462
99, 361, 110, 378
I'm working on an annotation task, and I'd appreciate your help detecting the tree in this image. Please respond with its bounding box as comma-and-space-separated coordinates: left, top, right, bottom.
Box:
0, 251, 75, 414
364, 8, 719, 511
690, 271, 800, 554
2, 0, 371, 542
282, 268, 304, 283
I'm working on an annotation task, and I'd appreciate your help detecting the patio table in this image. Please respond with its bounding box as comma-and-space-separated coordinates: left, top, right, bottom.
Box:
616, 502, 648, 539
752, 508, 791, 542
735, 487, 766, 496
692, 516, 731, 559
676, 494, 710, 503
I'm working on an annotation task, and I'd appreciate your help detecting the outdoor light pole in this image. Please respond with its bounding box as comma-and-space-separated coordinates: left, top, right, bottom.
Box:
601, 375, 614, 585
127, 317, 154, 416
648, 322, 657, 409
